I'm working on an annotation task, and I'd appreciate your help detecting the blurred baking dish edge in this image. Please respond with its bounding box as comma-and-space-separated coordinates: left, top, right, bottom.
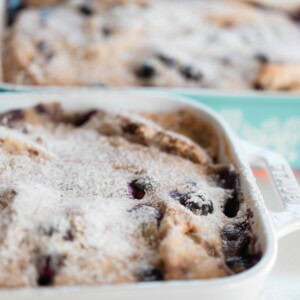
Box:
1, 0, 300, 92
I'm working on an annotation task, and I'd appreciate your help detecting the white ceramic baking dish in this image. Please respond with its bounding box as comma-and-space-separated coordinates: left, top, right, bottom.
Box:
0, 90, 299, 300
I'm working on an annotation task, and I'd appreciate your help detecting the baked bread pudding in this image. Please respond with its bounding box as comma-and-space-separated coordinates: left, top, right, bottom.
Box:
3, 0, 300, 91
0, 103, 260, 287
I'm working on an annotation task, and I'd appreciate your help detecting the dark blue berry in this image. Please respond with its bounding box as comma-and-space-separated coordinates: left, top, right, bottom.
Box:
34, 104, 47, 114
3, 109, 24, 124
180, 65, 203, 81
217, 165, 238, 190
222, 224, 241, 241
63, 230, 74, 241
225, 256, 246, 273
78, 5, 94, 16
170, 190, 213, 216
37, 254, 64, 286
129, 177, 153, 200
36, 41, 54, 61
157, 54, 176, 67
169, 190, 184, 201
226, 253, 262, 273
122, 122, 139, 134
290, 9, 300, 23
214, 165, 240, 218
135, 62, 157, 79
254, 53, 269, 64
74, 110, 98, 127
141, 268, 164, 281
102, 25, 113, 37
224, 193, 240, 218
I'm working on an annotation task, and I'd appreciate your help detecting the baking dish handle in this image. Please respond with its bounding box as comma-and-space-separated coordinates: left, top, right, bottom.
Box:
242, 141, 300, 239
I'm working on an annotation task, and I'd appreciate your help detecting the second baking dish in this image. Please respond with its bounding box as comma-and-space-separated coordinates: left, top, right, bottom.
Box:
1, 0, 300, 91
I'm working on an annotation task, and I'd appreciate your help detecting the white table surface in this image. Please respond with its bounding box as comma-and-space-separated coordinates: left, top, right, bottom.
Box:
262, 231, 300, 300
255, 175, 300, 299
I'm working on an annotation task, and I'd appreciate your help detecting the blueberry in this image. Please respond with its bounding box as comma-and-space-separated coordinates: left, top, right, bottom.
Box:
225, 256, 246, 273
223, 193, 240, 218
180, 65, 203, 81
217, 165, 239, 190
135, 62, 157, 79
214, 165, 240, 218
142, 268, 164, 281
253, 82, 264, 90
63, 230, 74, 241
129, 182, 145, 200
122, 122, 139, 134
222, 222, 251, 258
169, 190, 185, 201
2, 109, 24, 125
170, 190, 213, 216
101, 25, 113, 37
73, 110, 98, 127
9, 109, 24, 121
236, 220, 251, 232
156, 54, 176, 67
185, 193, 214, 215
254, 53, 269, 64
290, 9, 300, 23
36, 41, 47, 52
129, 177, 154, 200
78, 5, 94, 16
223, 219, 261, 273
245, 252, 262, 268
222, 224, 241, 241
37, 254, 64, 286
226, 253, 262, 273
170, 190, 192, 205
40, 226, 58, 237
34, 104, 47, 114
36, 41, 54, 61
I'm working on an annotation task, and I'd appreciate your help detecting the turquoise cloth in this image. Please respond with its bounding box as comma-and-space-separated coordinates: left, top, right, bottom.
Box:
176, 92, 300, 169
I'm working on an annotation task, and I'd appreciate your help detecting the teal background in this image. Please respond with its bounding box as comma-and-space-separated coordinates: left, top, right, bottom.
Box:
175, 91, 300, 169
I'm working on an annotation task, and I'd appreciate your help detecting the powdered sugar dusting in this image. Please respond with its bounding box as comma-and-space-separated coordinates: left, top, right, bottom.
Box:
0, 105, 253, 287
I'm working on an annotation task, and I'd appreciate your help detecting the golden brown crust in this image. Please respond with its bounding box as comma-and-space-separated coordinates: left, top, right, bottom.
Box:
23, 0, 148, 8
85, 110, 211, 165
206, 8, 257, 28
140, 110, 219, 162
0, 135, 49, 158
231, 0, 300, 12
2, 34, 39, 85
23, 0, 63, 7
158, 206, 229, 279
254, 64, 300, 91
